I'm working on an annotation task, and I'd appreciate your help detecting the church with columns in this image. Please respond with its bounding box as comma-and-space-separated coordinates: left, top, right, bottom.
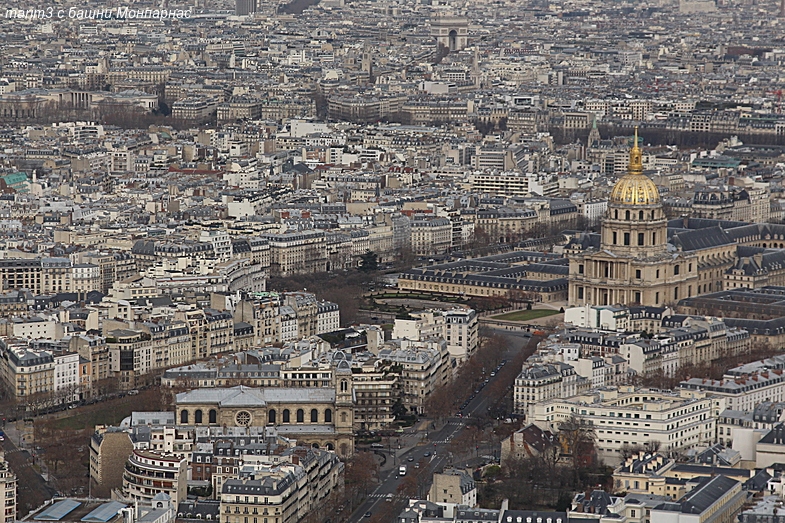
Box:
569, 129, 700, 307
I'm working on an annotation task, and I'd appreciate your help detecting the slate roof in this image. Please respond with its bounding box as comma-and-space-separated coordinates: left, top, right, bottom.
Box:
671, 226, 734, 251
678, 475, 740, 514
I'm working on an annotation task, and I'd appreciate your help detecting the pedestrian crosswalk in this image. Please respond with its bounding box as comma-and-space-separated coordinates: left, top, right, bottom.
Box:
368, 493, 396, 499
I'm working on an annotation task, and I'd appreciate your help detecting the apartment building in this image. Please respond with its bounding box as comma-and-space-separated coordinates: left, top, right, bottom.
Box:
351, 361, 398, 431
89, 427, 133, 498
54, 352, 80, 402
265, 230, 328, 276
140, 321, 192, 371
0, 454, 16, 523
41, 257, 72, 294
377, 339, 452, 415
532, 386, 715, 463
393, 308, 479, 362
284, 292, 318, 339
219, 447, 343, 523
612, 453, 678, 499
410, 215, 452, 255
650, 476, 744, 523
173, 308, 234, 360
71, 263, 101, 298
681, 370, 785, 413
514, 362, 585, 418
0, 259, 40, 294
71, 334, 111, 385
122, 449, 188, 503
0, 339, 54, 400
107, 329, 153, 390
317, 301, 340, 334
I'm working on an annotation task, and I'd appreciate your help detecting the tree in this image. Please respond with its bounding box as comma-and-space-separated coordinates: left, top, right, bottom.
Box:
558, 414, 596, 469
345, 451, 379, 501
359, 250, 379, 272
392, 399, 407, 420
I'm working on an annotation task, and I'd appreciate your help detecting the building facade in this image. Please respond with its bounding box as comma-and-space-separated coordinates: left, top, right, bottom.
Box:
569, 130, 698, 307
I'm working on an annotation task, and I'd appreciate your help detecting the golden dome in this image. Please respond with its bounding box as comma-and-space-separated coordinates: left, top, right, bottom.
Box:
609, 174, 661, 206
608, 127, 661, 206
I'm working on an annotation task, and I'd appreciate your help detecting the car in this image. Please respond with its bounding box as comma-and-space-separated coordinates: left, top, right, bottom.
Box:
414, 463, 419, 468
364, 512, 372, 518
386, 494, 394, 502
423, 451, 431, 457
407, 457, 414, 462
0, 436, 5, 442
490, 372, 496, 377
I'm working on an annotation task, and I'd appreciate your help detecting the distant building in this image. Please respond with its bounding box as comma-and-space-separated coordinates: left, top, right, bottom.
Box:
428, 469, 477, 507
650, 476, 744, 523
235, 0, 257, 15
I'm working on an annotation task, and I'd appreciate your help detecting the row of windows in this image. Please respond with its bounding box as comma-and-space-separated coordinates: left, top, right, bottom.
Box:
179, 409, 334, 424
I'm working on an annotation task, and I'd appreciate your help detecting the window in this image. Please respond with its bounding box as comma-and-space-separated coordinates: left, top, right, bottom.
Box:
635, 269, 641, 279
579, 264, 584, 274
624, 233, 630, 246
674, 265, 680, 275
656, 269, 660, 278
311, 409, 318, 423
297, 409, 304, 423
635, 291, 641, 303
194, 409, 203, 424
268, 409, 276, 424
674, 287, 679, 300
325, 409, 332, 423
639, 211, 644, 220
578, 287, 584, 299
209, 409, 217, 424
638, 232, 644, 246
626, 210, 630, 220
652, 232, 656, 244
180, 410, 188, 424
283, 409, 290, 423
613, 232, 617, 244
655, 292, 659, 304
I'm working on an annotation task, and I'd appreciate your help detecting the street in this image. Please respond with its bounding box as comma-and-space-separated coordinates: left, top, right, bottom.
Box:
347, 328, 532, 523
0, 425, 55, 517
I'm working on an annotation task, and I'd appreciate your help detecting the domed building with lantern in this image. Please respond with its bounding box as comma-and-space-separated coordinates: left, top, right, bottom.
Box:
568, 129, 699, 307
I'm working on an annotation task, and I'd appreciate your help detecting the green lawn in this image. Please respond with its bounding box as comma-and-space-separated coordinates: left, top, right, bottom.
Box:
50, 393, 149, 430
53, 404, 132, 430
491, 309, 561, 322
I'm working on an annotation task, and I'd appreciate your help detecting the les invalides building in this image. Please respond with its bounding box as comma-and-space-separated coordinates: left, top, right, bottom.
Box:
569, 129, 699, 307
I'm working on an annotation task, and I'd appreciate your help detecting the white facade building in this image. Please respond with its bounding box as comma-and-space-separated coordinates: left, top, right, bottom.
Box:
514, 362, 583, 418
393, 308, 478, 362
317, 301, 340, 334
564, 305, 629, 332
532, 386, 715, 463
199, 229, 232, 262
54, 352, 80, 402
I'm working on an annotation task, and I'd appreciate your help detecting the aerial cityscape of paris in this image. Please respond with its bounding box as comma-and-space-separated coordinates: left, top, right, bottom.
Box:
2, 0, 785, 522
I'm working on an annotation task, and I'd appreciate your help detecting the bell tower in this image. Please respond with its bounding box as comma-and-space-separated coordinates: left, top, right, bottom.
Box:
334, 360, 355, 457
